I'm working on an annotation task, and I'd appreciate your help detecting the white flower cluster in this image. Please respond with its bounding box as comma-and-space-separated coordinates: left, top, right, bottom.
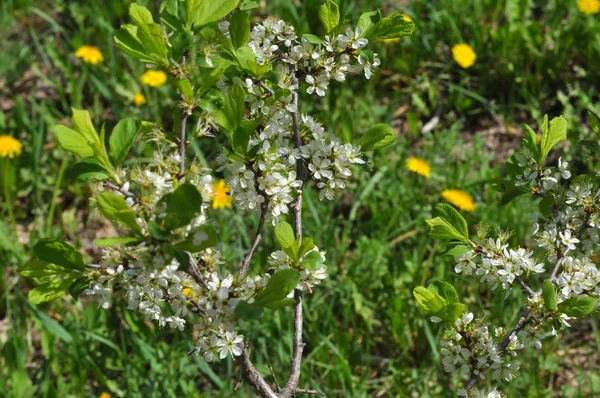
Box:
441, 313, 520, 384
436, 146, 600, 395
455, 239, 544, 291
556, 256, 600, 300
86, 231, 274, 362
514, 150, 570, 191
248, 18, 381, 93
86, 136, 331, 362
301, 115, 365, 200
218, 75, 365, 222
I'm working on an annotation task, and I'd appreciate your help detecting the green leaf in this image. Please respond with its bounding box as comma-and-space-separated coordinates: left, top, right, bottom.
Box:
128, 4, 169, 63
71, 108, 101, 147
109, 118, 141, 165
95, 237, 143, 247
254, 268, 301, 306
442, 244, 471, 257
301, 251, 323, 271
240, 0, 259, 10
340, 114, 353, 144
542, 279, 557, 312
97, 192, 141, 233
189, 0, 240, 28
54, 125, 94, 158
160, 9, 185, 32
70, 159, 111, 181
32, 239, 85, 270
428, 281, 459, 304
164, 183, 203, 230
114, 27, 161, 64
318, 0, 340, 34
413, 286, 446, 314
28, 277, 76, 304
500, 188, 527, 205
261, 298, 296, 310
232, 126, 250, 155
302, 33, 324, 44
522, 124, 541, 163
540, 115, 567, 161
235, 301, 264, 320
589, 110, 600, 138
363, 12, 415, 40
129, 3, 154, 26
148, 220, 174, 241
358, 123, 396, 151
196, 58, 233, 98
357, 11, 378, 32
298, 237, 316, 257
235, 46, 270, 77
434, 204, 469, 238
433, 302, 466, 323
199, 23, 236, 58
172, 226, 219, 251
171, 30, 195, 61
222, 83, 246, 131
176, 79, 194, 101
19, 259, 79, 280
558, 297, 597, 317
229, 10, 250, 48
274, 222, 295, 249
68, 276, 89, 300
426, 204, 469, 243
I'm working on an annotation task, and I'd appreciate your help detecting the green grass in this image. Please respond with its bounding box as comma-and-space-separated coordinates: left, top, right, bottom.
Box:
1, 0, 600, 397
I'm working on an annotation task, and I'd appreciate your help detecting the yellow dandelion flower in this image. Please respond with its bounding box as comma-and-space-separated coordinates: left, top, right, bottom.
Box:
578, 0, 600, 14
452, 43, 476, 69
406, 157, 431, 178
99, 393, 111, 398
133, 92, 147, 106
141, 70, 168, 87
442, 189, 476, 212
0, 135, 23, 159
75, 45, 104, 65
211, 179, 232, 209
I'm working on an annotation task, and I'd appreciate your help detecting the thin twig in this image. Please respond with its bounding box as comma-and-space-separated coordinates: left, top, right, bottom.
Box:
241, 347, 278, 398
498, 309, 532, 353
178, 54, 189, 179
515, 276, 535, 297
86, 263, 101, 269
256, 80, 275, 96
239, 199, 269, 279
269, 364, 281, 391
178, 108, 189, 178
241, 80, 310, 398
280, 289, 304, 397
280, 83, 306, 398
187, 254, 209, 290
104, 182, 135, 198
